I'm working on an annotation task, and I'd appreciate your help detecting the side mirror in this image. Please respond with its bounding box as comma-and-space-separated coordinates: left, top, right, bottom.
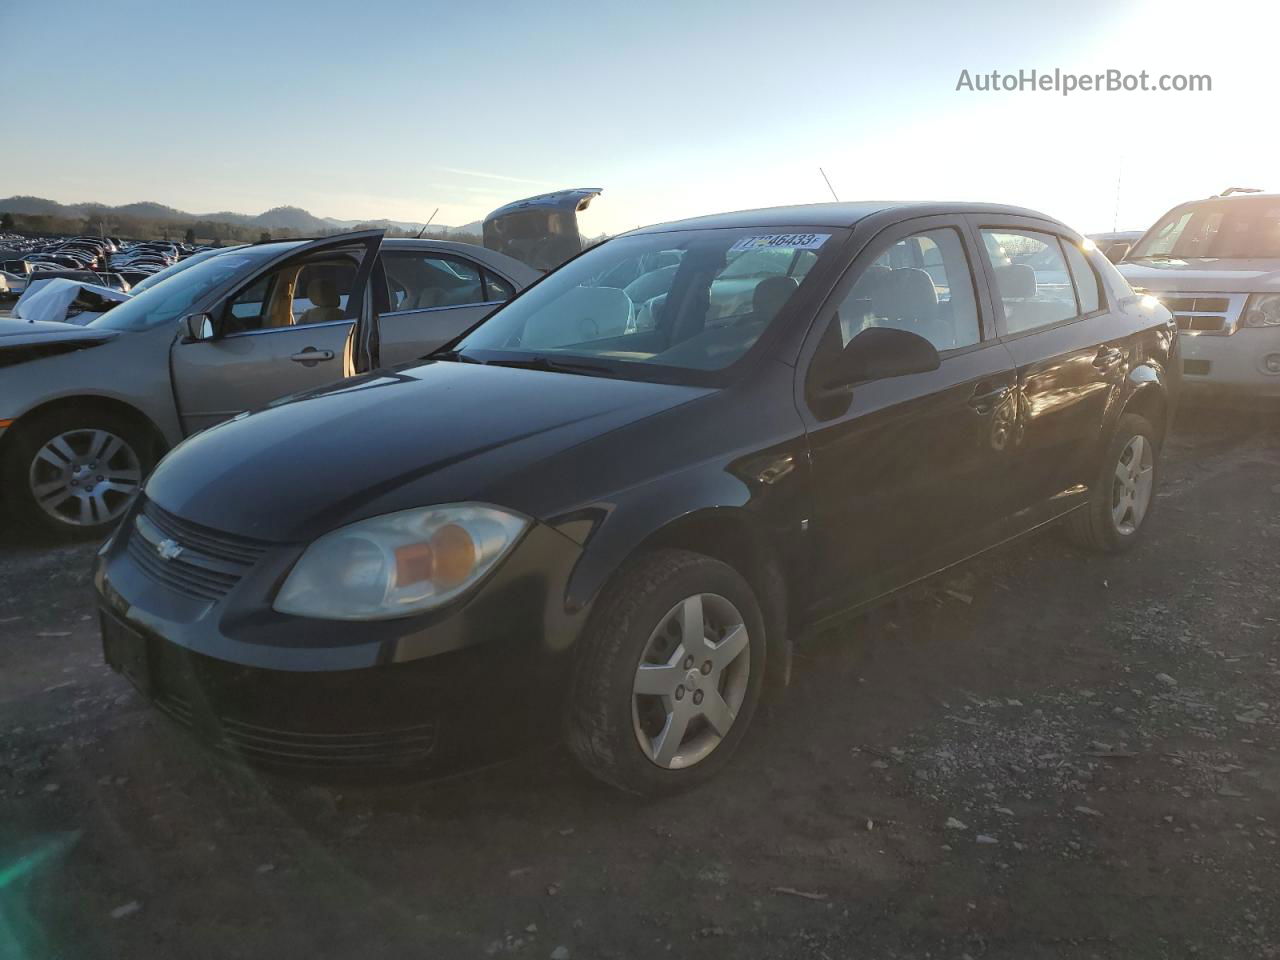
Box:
1105, 242, 1132, 264
824, 326, 940, 389
183, 312, 216, 341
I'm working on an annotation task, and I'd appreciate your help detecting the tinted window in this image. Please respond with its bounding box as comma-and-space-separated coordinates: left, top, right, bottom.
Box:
982, 230, 1077, 334
384, 253, 483, 312
1063, 241, 1101, 314
833, 228, 981, 352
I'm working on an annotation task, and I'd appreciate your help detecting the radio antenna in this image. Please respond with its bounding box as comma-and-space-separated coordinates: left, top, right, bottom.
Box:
819, 167, 840, 202
416, 207, 439, 239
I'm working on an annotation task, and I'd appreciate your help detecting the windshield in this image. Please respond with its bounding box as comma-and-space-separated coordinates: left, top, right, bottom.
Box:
1130, 198, 1280, 259
452, 227, 839, 379
129, 246, 244, 294
90, 247, 279, 331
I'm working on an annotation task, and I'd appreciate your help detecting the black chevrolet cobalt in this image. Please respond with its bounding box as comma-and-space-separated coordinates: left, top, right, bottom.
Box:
96, 202, 1178, 794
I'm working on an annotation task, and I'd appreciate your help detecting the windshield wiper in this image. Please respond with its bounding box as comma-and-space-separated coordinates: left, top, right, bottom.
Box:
430, 348, 484, 364
484, 355, 618, 376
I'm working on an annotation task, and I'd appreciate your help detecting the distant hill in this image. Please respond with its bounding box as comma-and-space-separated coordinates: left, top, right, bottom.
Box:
0, 196, 452, 234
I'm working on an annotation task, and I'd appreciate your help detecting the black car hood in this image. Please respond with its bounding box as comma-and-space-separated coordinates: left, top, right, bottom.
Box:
145, 360, 713, 541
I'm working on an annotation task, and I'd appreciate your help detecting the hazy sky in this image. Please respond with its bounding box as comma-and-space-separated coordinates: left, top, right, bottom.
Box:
1, 0, 1274, 235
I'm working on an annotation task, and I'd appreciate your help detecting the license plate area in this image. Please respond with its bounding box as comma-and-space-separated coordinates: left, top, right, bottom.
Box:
101, 611, 152, 696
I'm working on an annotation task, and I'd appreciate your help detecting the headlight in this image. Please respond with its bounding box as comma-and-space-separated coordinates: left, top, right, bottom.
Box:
274, 504, 528, 620
1242, 293, 1280, 328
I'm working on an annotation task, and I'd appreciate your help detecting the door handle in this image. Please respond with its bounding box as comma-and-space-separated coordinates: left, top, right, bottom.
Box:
289, 348, 335, 366
968, 383, 1011, 415
1093, 346, 1124, 369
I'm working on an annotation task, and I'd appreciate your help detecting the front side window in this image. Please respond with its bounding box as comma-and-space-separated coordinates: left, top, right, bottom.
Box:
454, 228, 843, 380
384, 253, 484, 312
1129, 198, 1280, 260
982, 230, 1077, 334
221, 259, 357, 334
832, 228, 981, 352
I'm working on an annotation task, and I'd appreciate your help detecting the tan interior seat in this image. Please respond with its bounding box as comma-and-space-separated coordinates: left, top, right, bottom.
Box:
301, 276, 345, 325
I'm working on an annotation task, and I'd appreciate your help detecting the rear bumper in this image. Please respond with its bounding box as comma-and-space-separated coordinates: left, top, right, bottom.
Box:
1180, 328, 1280, 397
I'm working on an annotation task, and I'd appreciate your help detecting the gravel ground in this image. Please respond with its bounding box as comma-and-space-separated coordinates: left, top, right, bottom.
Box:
1, 406, 1278, 959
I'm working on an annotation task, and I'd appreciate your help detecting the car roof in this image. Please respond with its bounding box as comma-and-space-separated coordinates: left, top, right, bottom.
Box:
628, 201, 1061, 235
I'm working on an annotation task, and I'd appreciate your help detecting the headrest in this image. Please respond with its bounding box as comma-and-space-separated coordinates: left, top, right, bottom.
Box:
995, 263, 1037, 299
307, 275, 340, 308
752, 275, 798, 319
857, 263, 892, 292
882, 267, 938, 320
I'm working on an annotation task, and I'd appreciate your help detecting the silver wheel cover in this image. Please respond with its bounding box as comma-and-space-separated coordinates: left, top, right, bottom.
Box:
1111, 434, 1154, 536
29, 428, 142, 527
631, 593, 751, 770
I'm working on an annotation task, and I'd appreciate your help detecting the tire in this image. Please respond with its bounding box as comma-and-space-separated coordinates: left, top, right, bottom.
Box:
567, 548, 767, 796
1066, 412, 1159, 554
1, 407, 153, 541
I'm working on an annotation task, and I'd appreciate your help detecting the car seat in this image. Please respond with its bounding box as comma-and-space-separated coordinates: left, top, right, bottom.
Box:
301, 276, 345, 325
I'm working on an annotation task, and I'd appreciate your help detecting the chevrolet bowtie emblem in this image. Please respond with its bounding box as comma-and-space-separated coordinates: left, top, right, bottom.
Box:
156, 538, 184, 561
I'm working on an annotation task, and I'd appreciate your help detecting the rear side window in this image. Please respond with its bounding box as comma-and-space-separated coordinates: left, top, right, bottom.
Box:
833, 227, 981, 352
1063, 241, 1102, 314
383, 252, 484, 312
981, 230, 1077, 334
483, 270, 515, 302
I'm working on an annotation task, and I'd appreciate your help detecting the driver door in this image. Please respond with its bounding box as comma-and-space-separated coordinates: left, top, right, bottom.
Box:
170, 232, 382, 433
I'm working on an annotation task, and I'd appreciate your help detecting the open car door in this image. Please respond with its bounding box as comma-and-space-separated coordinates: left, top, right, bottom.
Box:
482, 187, 602, 272
171, 230, 383, 433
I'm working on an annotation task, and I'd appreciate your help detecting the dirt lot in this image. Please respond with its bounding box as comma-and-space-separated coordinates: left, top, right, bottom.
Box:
1, 407, 1278, 960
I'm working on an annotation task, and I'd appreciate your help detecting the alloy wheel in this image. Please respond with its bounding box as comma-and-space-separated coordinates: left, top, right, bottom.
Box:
1111, 434, 1154, 536
631, 592, 751, 769
28, 428, 142, 528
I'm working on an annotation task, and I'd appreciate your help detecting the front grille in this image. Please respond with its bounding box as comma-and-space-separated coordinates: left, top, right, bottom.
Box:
125, 499, 269, 602
156, 692, 437, 767
1160, 293, 1240, 336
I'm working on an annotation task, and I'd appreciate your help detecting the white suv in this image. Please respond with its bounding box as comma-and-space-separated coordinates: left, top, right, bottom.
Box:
1118, 190, 1280, 398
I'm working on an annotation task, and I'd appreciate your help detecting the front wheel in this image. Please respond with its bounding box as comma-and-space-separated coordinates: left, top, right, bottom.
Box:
1066, 412, 1158, 553
2, 408, 152, 540
567, 549, 767, 795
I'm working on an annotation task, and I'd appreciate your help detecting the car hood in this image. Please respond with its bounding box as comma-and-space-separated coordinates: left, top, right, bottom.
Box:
145, 359, 713, 541
1118, 258, 1280, 293
0, 317, 119, 364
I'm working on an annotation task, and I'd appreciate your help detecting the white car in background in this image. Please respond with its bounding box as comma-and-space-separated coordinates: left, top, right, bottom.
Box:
1118, 189, 1280, 400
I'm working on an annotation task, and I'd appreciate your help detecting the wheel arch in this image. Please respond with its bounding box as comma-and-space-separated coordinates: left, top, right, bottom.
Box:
612, 507, 794, 695
0, 395, 170, 463
1121, 378, 1169, 447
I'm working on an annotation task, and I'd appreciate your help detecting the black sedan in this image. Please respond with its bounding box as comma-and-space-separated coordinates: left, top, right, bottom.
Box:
95, 201, 1178, 794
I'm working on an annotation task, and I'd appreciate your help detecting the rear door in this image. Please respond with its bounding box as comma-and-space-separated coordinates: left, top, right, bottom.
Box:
969, 218, 1122, 519
374, 250, 515, 366
170, 231, 382, 433
799, 216, 1019, 615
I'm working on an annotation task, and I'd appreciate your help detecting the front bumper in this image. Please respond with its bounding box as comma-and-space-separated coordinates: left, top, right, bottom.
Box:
1180, 327, 1280, 398
95, 500, 588, 772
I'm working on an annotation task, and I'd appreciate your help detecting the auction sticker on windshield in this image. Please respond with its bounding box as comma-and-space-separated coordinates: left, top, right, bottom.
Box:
729, 233, 830, 252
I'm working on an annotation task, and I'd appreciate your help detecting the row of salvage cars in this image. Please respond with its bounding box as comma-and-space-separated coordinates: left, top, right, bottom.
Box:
1, 190, 606, 536
0, 186, 1207, 793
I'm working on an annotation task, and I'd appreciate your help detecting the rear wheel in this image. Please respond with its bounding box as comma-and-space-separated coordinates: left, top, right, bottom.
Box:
567, 549, 766, 795
2, 408, 152, 540
1066, 412, 1158, 553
